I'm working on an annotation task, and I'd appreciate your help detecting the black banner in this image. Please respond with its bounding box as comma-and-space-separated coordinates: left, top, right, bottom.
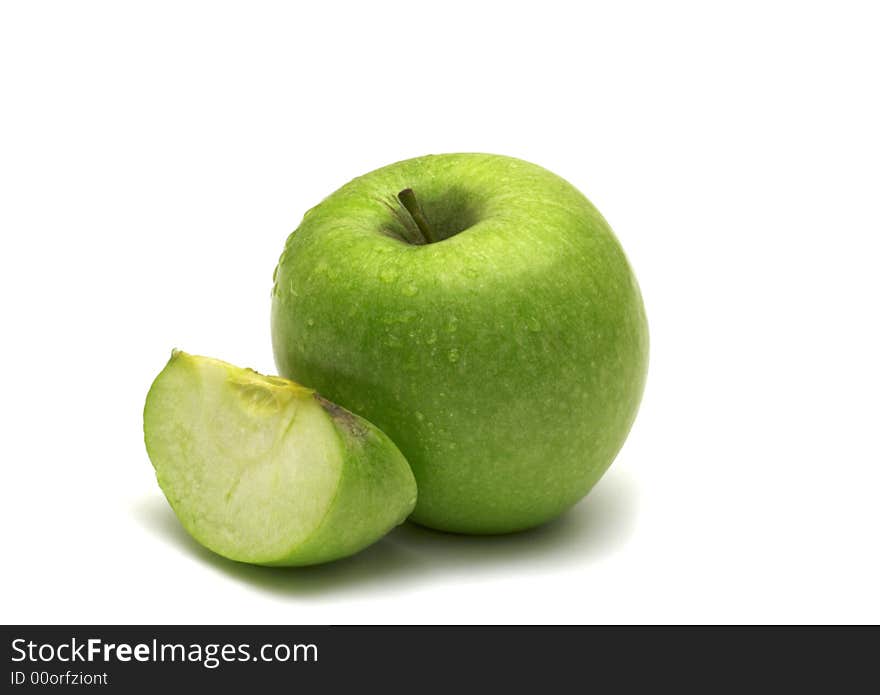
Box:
2, 626, 877, 691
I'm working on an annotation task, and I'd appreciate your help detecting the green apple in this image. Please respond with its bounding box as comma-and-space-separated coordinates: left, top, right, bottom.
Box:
271, 153, 648, 534
143, 350, 416, 565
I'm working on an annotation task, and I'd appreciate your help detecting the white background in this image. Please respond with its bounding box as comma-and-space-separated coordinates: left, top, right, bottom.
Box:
2, 1, 878, 624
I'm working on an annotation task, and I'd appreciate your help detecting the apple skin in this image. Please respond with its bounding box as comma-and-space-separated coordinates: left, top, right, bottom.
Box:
271, 153, 648, 534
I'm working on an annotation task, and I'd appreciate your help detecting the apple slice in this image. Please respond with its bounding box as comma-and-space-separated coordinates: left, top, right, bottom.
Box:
143, 350, 416, 566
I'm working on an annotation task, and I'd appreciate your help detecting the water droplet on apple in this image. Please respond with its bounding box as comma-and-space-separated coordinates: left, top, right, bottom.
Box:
402, 284, 418, 296
306, 318, 315, 327
415, 411, 425, 422
527, 317, 542, 332
447, 348, 460, 363
425, 331, 438, 344
379, 268, 397, 283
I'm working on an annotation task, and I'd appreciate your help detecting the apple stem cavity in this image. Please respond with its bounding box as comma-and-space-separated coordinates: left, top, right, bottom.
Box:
397, 188, 437, 244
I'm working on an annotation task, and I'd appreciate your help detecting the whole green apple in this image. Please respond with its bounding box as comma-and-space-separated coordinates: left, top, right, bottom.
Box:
271, 153, 648, 534
144, 351, 416, 565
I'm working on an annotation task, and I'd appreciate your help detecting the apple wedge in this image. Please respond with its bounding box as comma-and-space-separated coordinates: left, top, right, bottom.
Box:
143, 350, 416, 566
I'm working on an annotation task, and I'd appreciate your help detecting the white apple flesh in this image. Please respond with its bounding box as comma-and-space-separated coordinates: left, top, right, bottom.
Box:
143, 351, 417, 565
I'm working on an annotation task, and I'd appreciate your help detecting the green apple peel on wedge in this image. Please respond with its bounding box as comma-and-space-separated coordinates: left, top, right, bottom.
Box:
143, 351, 416, 566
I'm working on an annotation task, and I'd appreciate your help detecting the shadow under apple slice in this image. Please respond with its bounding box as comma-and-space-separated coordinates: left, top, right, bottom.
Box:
132, 470, 639, 598
131, 494, 424, 597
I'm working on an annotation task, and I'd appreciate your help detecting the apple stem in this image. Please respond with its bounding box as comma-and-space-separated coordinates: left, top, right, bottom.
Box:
398, 188, 437, 244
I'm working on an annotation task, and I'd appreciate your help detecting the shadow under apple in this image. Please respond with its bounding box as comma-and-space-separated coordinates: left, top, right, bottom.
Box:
132, 470, 639, 598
